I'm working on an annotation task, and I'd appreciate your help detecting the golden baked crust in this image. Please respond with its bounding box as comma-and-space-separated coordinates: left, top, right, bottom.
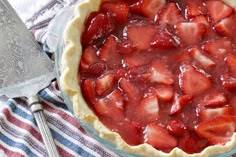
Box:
61, 0, 236, 156
222, 0, 236, 8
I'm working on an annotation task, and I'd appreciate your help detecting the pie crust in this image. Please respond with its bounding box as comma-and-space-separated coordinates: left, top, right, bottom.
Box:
61, 0, 236, 156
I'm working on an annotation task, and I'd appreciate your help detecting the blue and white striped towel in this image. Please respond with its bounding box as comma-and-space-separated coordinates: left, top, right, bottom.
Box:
0, 0, 120, 156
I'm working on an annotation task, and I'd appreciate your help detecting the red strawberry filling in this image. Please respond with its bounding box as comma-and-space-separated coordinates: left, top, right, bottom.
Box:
79, 0, 236, 154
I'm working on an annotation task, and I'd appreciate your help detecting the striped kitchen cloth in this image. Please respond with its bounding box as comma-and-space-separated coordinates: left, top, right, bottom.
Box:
0, 0, 120, 156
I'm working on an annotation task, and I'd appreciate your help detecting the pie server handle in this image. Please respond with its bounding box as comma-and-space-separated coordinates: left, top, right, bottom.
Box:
28, 96, 60, 157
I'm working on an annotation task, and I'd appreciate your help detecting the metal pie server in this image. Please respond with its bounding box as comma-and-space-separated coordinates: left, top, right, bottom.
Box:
0, 0, 60, 157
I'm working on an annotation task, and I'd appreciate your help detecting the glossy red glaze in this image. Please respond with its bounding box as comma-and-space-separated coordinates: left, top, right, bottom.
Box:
79, 0, 236, 154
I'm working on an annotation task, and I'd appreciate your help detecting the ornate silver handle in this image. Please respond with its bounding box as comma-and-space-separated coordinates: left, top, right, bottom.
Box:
28, 96, 60, 157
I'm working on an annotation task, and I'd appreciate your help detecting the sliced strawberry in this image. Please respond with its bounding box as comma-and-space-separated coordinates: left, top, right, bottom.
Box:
179, 132, 208, 154
114, 68, 126, 79
126, 65, 151, 83
86, 62, 107, 77
199, 107, 232, 122
123, 52, 152, 68
190, 15, 209, 28
149, 59, 174, 85
81, 78, 95, 103
119, 78, 143, 121
214, 15, 236, 38
105, 120, 141, 145
98, 35, 117, 61
141, 0, 165, 20
155, 86, 174, 102
80, 46, 99, 72
195, 116, 236, 145
226, 55, 236, 76
101, 1, 129, 24
179, 64, 211, 96
95, 73, 116, 96
136, 92, 159, 124
119, 78, 141, 102
206, 0, 233, 22
175, 22, 206, 45
172, 50, 192, 63
129, 0, 165, 20
167, 119, 186, 136
144, 123, 177, 149
202, 92, 227, 107
82, 13, 115, 46
126, 24, 157, 50
94, 89, 124, 119
220, 74, 236, 90
151, 29, 179, 49
188, 47, 215, 68
117, 39, 134, 55
129, 0, 165, 19
157, 2, 185, 26
185, 0, 207, 19
98, 35, 121, 67
202, 38, 233, 57
170, 94, 192, 115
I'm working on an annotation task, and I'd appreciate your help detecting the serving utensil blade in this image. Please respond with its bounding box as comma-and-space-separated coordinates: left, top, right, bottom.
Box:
0, 1, 60, 156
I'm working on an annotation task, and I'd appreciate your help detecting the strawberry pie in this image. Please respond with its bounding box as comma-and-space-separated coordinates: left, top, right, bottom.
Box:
61, 0, 236, 156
